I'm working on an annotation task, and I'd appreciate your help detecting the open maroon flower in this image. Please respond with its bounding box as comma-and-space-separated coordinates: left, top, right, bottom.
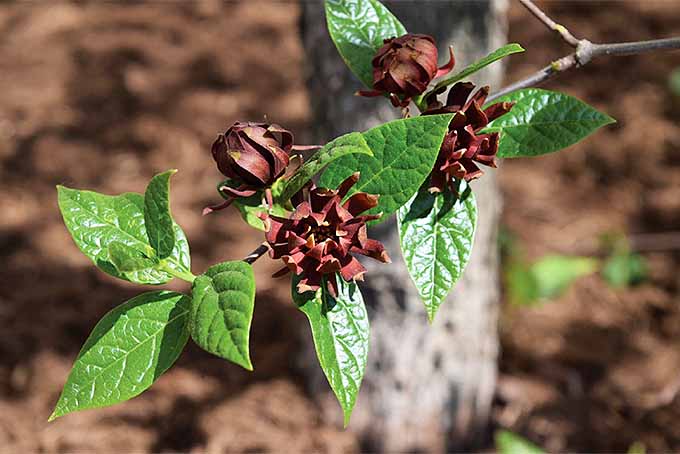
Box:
424, 82, 514, 191
358, 33, 455, 108
259, 173, 391, 297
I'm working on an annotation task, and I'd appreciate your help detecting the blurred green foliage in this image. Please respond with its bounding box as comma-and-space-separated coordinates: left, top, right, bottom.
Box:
495, 430, 544, 454
494, 429, 645, 454
501, 229, 647, 307
602, 248, 647, 288
669, 67, 680, 96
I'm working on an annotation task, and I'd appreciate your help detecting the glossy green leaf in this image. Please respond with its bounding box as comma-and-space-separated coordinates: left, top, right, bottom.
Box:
320, 114, 453, 220
495, 430, 544, 454
144, 169, 177, 259
397, 182, 477, 321
57, 186, 191, 284
293, 275, 369, 427
432, 43, 524, 92
49, 291, 191, 421
190, 261, 255, 370
325, 0, 407, 88
278, 132, 372, 203
484, 88, 615, 158
108, 241, 157, 273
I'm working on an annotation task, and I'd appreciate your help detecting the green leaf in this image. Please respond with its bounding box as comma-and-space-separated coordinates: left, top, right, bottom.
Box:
397, 181, 477, 322
669, 67, 680, 97
278, 132, 372, 203
495, 430, 544, 454
628, 441, 647, 454
293, 275, 369, 427
325, 0, 407, 88
233, 193, 288, 232
57, 186, 192, 284
49, 291, 191, 421
508, 255, 599, 306
531, 255, 598, 298
483, 88, 615, 158
108, 241, 157, 272
144, 169, 177, 259
320, 114, 453, 220
432, 43, 524, 92
190, 261, 256, 370
602, 250, 647, 288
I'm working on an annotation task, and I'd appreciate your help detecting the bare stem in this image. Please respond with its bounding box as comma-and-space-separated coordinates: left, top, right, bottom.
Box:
243, 242, 270, 264
489, 54, 577, 102
589, 38, 680, 58
488, 4, 680, 104
629, 231, 680, 252
518, 0, 580, 47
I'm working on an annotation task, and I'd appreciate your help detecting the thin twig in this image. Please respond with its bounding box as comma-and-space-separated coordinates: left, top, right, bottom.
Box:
571, 231, 680, 257
589, 38, 680, 57
629, 232, 680, 253
489, 21, 680, 103
243, 242, 270, 264
518, 0, 580, 47
489, 54, 577, 102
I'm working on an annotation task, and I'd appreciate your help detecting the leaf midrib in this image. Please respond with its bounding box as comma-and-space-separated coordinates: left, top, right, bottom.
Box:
485, 117, 610, 131
324, 290, 362, 408
434, 44, 524, 91
353, 120, 449, 196
334, 2, 373, 49
67, 193, 188, 273
57, 306, 188, 414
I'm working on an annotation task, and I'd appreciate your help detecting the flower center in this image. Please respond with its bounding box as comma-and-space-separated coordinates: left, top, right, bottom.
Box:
312, 224, 336, 243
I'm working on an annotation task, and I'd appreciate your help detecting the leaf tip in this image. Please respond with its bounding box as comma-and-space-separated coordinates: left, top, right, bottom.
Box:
56, 184, 71, 195
47, 408, 61, 422
342, 409, 352, 428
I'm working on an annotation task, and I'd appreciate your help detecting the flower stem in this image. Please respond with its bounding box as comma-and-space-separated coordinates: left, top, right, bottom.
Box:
243, 242, 270, 264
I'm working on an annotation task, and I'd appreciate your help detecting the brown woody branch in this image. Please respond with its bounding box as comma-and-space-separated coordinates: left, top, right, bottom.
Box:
487, 0, 680, 103
517, 0, 580, 46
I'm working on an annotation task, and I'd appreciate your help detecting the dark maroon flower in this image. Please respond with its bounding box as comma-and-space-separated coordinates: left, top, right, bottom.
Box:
211, 121, 293, 198
424, 82, 514, 191
259, 173, 391, 297
358, 34, 455, 108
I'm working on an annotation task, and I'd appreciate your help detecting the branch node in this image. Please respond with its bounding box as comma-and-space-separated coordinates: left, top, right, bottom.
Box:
575, 39, 595, 66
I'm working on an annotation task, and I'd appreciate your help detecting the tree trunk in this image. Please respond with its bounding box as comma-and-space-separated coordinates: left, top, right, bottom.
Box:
299, 1, 507, 451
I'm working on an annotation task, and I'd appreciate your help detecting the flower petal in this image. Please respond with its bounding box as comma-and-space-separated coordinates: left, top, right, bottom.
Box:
435, 45, 455, 78
343, 192, 379, 216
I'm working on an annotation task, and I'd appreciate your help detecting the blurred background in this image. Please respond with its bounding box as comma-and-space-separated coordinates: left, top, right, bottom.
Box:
1, 1, 680, 452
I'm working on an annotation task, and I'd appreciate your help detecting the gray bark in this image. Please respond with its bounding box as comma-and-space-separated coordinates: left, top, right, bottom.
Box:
299, 1, 508, 451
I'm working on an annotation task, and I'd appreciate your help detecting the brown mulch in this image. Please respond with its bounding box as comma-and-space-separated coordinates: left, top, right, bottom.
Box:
497, 1, 680, 452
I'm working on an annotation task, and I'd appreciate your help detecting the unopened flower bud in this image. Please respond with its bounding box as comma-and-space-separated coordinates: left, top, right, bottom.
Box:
358, 33, 455, 107
211, 121, 293, 198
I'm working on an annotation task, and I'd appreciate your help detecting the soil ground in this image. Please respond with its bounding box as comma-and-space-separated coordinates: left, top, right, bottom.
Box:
1, 1, 679, 452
